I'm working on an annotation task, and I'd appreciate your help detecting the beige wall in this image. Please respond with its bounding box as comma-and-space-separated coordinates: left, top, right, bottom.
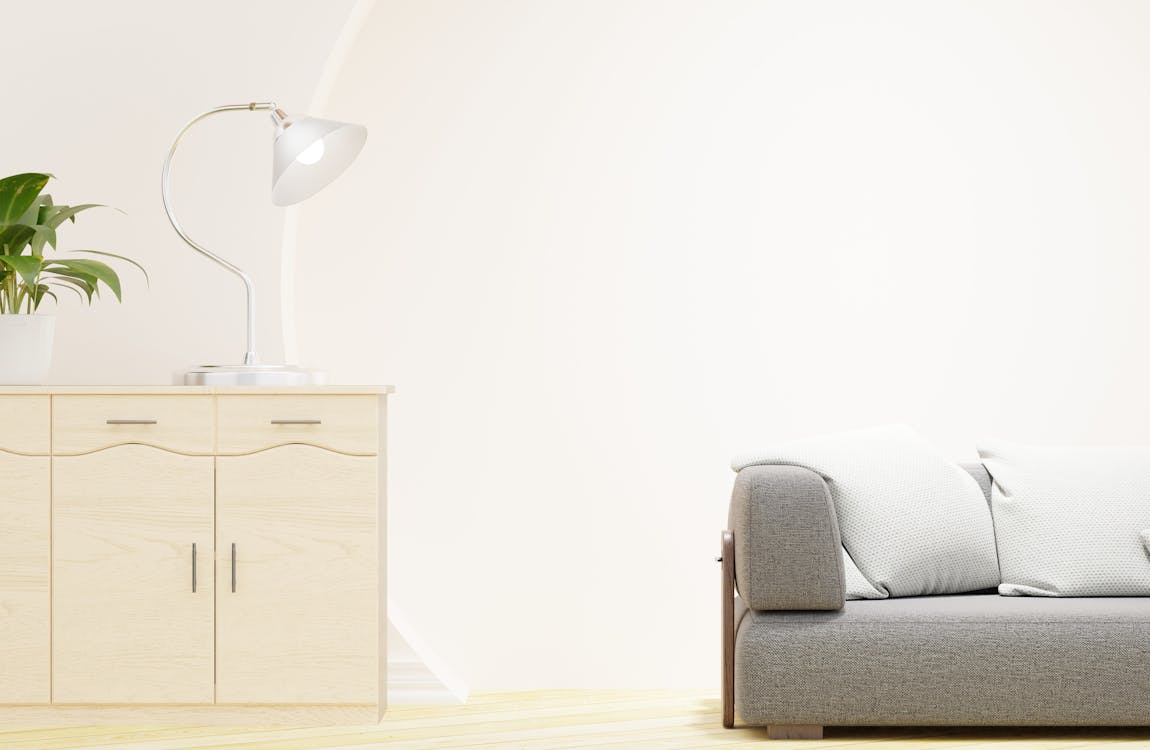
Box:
297, 0, 1150, 688
5, 0, 357, 383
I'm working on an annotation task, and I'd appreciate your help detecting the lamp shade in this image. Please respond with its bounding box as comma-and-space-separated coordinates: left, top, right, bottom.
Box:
271, 116, 367, 206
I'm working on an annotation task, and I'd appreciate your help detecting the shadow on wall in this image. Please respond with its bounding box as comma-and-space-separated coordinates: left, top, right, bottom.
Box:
293, 0, 1150, 690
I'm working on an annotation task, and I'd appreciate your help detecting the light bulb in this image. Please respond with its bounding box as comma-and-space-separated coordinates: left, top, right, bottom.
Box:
295, 138, 326, 165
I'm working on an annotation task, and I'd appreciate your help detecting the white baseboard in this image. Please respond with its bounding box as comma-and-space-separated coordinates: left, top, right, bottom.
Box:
388, 659, 467, 705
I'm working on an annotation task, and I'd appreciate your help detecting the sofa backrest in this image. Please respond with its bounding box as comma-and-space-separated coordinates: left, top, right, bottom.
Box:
960, 462, 991, 504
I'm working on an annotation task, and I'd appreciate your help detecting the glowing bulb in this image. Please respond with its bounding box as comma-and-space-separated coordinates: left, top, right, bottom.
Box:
295, 138, 326, 165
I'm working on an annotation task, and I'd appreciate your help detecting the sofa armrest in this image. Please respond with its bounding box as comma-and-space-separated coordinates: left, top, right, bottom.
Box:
728, 464, 845, 610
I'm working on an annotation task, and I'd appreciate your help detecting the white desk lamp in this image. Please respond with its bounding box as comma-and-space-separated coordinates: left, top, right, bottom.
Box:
161, 102, 367, 385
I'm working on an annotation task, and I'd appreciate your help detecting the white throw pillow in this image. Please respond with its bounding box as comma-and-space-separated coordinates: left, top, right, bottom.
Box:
734, 425, 1000, 599
978, 439, 1150, 597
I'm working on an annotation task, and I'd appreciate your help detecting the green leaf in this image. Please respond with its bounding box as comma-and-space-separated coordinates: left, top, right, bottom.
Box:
33, 284, 56, 309
0, 254, 43, 288
16, 193, 52, 225
41, 267, 98, 287
55, 258, 121, 299
39, 203, 106, 230
0, 173, 50, 225
73, 250, 148, 286
28, 224, 56, 255
44, 258, 120, 301
0, 224, 34, 255
44, 274, 96, 303
38, 193, 53, 213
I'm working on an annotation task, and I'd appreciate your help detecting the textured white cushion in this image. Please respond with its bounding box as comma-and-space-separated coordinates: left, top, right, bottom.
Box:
843, 549, 884, 599
979, 439, 1150, 597
734, 425, 1000, 599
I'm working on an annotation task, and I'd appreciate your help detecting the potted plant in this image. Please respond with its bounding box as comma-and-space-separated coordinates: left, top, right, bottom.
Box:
0, 172, 146, 384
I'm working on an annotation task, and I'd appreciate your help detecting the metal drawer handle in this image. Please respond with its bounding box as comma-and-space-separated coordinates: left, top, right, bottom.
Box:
192, 543, 197, 592
270, 419, 322, 425
106, 419, 158, 425
231, 543, 237, 593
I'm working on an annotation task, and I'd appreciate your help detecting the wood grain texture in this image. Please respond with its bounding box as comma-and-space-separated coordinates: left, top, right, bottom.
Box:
0, 386, 394, 395
0, 454, 50, 702
216, 445, 379, 704
0, 396, 50, 454
52, 446, 214, 703
216, 395, 379, 455
721, 530, 735, 729
52, 396, 214, 455
0, 691, 1144, 748
0, 703, 376, 727
377, 396, 389, 721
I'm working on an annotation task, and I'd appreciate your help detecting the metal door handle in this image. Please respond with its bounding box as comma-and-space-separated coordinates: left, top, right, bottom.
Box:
192, 543, 197, 592
106, 419, 158, 425
270, 419, 322, 425
231, 543, 237, 593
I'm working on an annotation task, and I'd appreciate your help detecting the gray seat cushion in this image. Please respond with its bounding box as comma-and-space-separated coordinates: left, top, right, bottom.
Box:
736, 594, 1150, 726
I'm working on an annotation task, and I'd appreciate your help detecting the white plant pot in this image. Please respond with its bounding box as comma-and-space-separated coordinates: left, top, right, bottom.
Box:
0, 315, 55, 385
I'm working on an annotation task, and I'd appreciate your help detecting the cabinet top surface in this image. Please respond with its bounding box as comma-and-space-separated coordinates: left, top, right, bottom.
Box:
0, 386, 394, 395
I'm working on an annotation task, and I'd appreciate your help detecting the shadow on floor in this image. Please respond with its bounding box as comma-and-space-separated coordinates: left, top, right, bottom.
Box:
697, 698, 1150, 742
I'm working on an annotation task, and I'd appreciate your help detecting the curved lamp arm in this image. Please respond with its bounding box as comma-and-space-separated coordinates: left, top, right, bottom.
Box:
161, 102, 284, 366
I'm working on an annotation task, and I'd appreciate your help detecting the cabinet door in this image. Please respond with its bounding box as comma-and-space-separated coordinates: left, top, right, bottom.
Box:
0, 454, 50, 703
0, 396, 50, 703
53, 446, 214, 703
216, 445, 378, 704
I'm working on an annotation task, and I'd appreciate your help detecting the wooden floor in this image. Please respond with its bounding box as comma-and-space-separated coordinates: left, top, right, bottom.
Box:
1, 691, 1149, 749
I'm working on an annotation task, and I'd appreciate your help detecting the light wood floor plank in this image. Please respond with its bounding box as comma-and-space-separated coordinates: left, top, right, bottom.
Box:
0, 691, 1146, 749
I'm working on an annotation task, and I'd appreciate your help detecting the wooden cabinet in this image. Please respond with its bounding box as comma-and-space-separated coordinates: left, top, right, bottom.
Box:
0, 395, 50, 454
0, 454, 50, 703
52, 447, 214, 703
216, 394, 378, 455
0, 396, 50, 704
52, 395, 214, 455
217, 446, 378, 703
0, 386, 389, 725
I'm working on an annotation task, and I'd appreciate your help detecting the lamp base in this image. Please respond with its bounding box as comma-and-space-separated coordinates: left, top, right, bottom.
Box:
177, 364, 327, 386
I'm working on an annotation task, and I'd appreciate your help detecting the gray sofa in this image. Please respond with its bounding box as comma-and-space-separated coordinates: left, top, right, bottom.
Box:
720, 462, 1150, 739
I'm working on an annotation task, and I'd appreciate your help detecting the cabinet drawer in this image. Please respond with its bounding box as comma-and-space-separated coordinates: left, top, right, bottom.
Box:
217, 396, 378, 455
0, 396, 50, 454
52, 396, 214, 455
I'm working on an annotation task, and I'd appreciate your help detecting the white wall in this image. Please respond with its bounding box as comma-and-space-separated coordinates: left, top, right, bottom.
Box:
4, 0, 357, 382
296, 0, 1150, 689
17, 0, 1150, 693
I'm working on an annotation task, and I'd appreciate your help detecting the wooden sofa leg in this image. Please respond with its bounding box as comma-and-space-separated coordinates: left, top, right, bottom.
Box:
767, 725, 823, 740
720, 530, 735, 729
